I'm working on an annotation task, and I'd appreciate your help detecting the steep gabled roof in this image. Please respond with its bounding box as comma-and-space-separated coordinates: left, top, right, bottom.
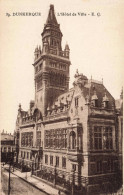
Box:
88, 81, 115, 109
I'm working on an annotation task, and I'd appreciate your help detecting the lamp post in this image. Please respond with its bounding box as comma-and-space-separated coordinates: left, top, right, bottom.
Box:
54, 165, 56, 186
71, 169, 75, 195
8, 152, 14, 195
21, 157, 24, 172
12, 151, 15, 172
8, 163, 11, 195
31, 160, 34, 176
40, 162, 42, 178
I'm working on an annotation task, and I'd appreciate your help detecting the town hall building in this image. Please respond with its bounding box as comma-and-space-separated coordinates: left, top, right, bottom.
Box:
15, 5, 123, 194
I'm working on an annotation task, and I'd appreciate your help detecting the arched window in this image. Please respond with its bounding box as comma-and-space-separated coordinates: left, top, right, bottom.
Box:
69, 131, 76, 149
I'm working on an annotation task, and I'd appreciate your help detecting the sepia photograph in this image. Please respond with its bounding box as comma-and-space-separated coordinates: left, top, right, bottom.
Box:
0, 0, 123, 194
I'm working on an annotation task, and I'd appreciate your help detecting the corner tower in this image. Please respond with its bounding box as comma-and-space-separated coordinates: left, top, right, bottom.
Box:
33, 5, 71, 116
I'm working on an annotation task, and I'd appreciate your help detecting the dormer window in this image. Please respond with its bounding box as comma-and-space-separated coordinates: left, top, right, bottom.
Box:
104, 101, 109, 108
103, 93, 109, 109
91, 91, 98, 107
94, 99, 98, 107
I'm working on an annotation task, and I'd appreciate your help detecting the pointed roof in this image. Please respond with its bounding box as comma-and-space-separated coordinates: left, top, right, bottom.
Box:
120, 87, 123, 99
46, 4, 58, 25
65, 43, 70, 50
42, 4, 62, 37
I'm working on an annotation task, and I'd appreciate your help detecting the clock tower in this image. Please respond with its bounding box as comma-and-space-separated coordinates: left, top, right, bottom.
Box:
33, 5, 71, 116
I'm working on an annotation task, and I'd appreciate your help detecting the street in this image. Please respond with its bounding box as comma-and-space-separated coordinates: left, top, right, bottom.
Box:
1, 168, 47, 195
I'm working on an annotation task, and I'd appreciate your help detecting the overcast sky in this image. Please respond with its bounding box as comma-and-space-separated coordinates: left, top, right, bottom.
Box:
0, 0, 124, 133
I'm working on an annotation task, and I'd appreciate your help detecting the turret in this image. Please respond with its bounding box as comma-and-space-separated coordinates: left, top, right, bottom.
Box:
64, 43, 70, 58
18, 103, 21, 111
38, 45, 41, 55
120, 87, 123, 100
34, 46, 39, 61
73, 69, 88, 87
34, 45, 41, 61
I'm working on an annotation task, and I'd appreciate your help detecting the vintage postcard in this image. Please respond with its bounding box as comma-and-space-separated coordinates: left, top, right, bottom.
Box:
0, 0, 123, 194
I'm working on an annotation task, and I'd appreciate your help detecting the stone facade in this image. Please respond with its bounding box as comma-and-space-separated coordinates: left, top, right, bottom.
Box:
15, 5, 123, 194
1, 130, 16, 162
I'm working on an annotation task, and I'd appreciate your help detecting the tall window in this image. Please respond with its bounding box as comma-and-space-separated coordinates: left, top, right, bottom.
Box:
56, 156, 59, 167
30, 152, 32, 160
108, 159, 114, 172
21, 132, 33, 147
94, 127, 102, 150
103, 127, 112, 149
31, 133, 33, 146
50, 156, 53, 166
50, 129, 54, 148
45, 155, 48, 164
93, 126, 113, 150
62, 157, 66, 168
97, 161, 102, 173
36, 131, 41, 147
25, 134, 28, 146
61, 129, 67, 148
45, 130, 49, 148
107, 159, 111, 172
69, 131, 76, 149
21, 134, 24, 146
45, 128, 67, 149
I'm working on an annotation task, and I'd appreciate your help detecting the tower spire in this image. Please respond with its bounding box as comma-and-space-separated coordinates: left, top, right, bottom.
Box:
34, 5, 71, 116
42, 4, 62, 40
46, 4, 58, 25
